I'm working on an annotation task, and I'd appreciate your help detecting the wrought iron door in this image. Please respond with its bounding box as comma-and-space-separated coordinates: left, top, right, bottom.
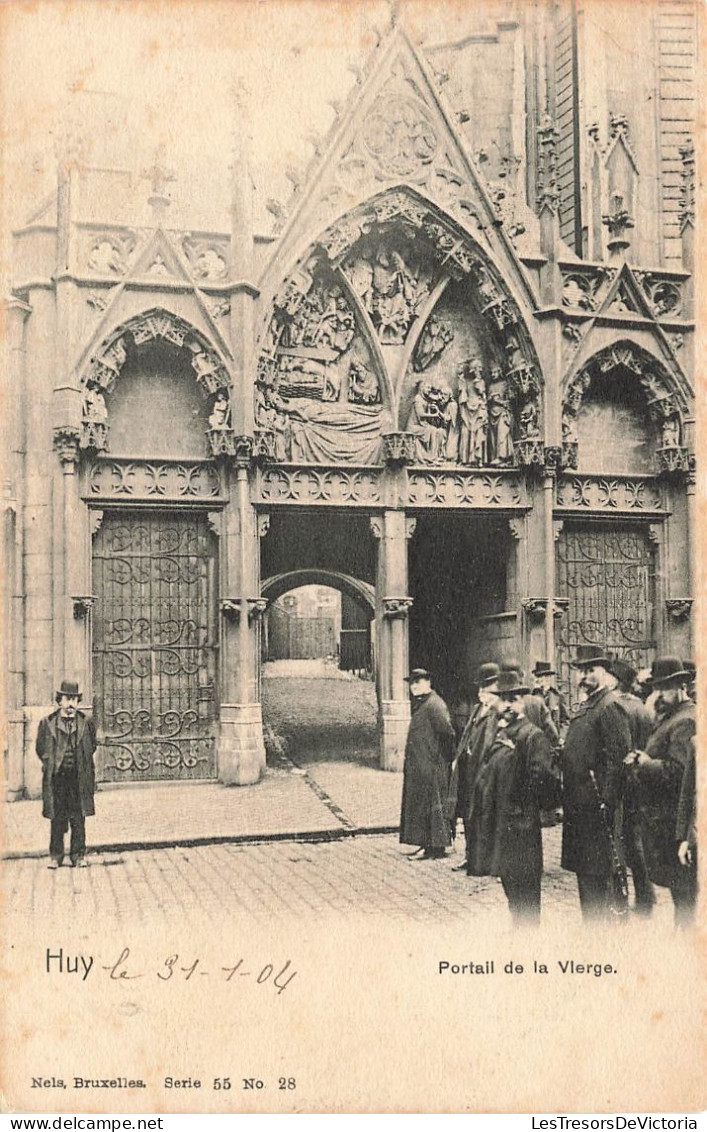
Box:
92, 511, 218, 781
556, 523, 656, 709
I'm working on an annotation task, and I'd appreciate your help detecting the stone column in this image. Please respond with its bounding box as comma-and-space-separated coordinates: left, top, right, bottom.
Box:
218, 455, 266, 785
372, 511, 412, 772
23, 288, 58, 800
3, 299, 32, 799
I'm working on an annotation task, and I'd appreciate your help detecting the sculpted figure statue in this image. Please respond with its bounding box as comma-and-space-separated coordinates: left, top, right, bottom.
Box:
441, 387, 460, 463
487, 365, 515, 465
406, 380, 445, 463
562, 411, 579, 445
208, 389, 231, 430
82, 383, 108, 423
348, 361, 381, 405
518, 398, 540, 440
661, 415, 681, 449
414, 316, 455, 372
458, 359, 488, 466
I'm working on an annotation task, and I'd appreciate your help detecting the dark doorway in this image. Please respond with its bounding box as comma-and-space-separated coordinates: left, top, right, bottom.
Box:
407, 514, 513, 709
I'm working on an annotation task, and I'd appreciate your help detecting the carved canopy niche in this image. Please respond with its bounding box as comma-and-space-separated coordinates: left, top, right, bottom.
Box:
562, 342, 691, 476
257, 189, 544, 470
77, 308, 235, 460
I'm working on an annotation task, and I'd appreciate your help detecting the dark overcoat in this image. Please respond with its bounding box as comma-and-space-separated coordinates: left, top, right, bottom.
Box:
400, 691, 456, 849
634, 700, 695, 889
466, 716, 560, 880
561, 687, 632, 876
448, 703, 499, 823
36, 709, 97, 820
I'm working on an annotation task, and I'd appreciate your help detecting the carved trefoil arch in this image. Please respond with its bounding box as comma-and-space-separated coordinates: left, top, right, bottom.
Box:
256, 187, 545, 471
77, 307, 235, 459
561, 341, 693, 476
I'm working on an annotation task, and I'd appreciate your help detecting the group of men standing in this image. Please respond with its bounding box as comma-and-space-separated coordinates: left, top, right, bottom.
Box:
399, 648, 697, 927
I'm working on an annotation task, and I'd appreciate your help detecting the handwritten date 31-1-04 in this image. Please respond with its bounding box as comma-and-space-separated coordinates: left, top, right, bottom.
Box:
44, 947, 297, 994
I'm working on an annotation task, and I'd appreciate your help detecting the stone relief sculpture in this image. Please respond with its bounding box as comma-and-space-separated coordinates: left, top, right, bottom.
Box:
457, 359, 488, 466
486, 366, 515, 465
413, 316, 454, 372
661, 416, 681, 449
348, 360, 381, 405
342, 244, 431, 344
208, 389, 232, 431
257, 265, 384, 464
405, 380, 461, 464
82, 383, 108, 424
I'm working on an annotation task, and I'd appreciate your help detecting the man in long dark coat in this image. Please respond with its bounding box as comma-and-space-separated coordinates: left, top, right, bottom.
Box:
400, 668, 456, 860
625, 657, 697, 927
36, 679, 97, 868
608, 656, 656, 916
449, 662, 501, 871
466, 669, 560, 923
561, 646, 632, 919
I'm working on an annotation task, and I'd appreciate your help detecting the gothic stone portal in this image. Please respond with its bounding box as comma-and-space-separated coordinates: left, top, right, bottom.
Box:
92, 511, 219, 782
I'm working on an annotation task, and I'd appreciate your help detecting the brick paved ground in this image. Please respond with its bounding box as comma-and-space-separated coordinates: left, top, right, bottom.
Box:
4, 827, 674, 932
2, 666, 676, 932
3, 667, 396, 856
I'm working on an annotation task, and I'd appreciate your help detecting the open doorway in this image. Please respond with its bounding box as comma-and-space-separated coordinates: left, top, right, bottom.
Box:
260, 512, 378, 772
408, 513, 516, 729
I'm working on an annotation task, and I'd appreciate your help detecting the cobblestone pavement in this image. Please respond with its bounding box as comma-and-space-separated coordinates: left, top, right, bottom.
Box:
4, 669, 397, 856
4, 827, 674, 931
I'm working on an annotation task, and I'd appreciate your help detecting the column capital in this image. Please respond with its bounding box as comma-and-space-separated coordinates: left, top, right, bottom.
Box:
53, 426, 81, 471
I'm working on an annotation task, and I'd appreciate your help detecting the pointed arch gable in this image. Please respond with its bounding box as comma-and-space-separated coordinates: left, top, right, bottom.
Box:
563, 338, 693, 415
258, 186, 544, 385
257, 26, 538, 321
79, 307, 232, 398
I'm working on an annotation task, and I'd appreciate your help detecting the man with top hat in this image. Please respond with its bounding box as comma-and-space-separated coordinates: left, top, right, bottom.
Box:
531, 661, 569, 739
561, 645, 632, 919
624, 657, 697, 927
35, 680, 97, 869
449, 662, 501, 872
465, 668, 560, 923
400, 668, 456, 860
608, 656, 655, 915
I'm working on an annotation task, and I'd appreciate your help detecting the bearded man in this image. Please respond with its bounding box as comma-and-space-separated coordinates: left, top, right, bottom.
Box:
561, 646, 632, 919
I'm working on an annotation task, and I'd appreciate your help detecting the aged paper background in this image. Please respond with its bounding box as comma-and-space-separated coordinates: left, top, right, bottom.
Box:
1, 0, 704, 1114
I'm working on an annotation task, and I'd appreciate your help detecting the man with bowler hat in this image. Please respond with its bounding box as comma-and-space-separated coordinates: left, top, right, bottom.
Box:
36, 680, 97, 868
561, 646, 632, 918
465, 669, 560, 923
531, 661, 569, 738
608, 656, 655, 915
449, 662, 501, 872
400, 669, 456, 860
625, 657, 697, 927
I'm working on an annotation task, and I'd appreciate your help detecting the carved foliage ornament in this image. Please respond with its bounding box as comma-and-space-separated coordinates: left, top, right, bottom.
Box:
53, 427, 81, 467
563, 344, 687, 472
82, 311, 231, 401
678, 138, 695, 229
536, 115, 559, 212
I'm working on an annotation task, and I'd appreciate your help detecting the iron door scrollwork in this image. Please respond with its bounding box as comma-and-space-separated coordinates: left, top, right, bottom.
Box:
556, 524, 656, 712
92, 511, 218, 781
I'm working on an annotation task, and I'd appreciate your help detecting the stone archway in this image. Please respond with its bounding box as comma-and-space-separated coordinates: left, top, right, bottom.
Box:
262, 569, 375, 612
78, 307, 236, 458
562, 340, 692, 475
255, 186, 548, 474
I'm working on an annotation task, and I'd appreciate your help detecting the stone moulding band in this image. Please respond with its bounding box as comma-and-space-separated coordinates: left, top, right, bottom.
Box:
84, 458, 226, 502
253, 463, 528, 508
554, 474, 666, 513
